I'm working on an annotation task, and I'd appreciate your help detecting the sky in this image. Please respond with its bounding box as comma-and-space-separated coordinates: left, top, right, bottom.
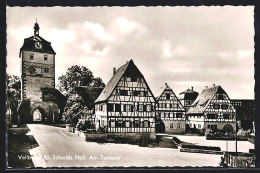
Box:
6, 6, 254, 99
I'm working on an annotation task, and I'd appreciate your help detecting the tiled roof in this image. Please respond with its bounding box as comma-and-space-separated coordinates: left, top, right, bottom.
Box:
19, 35, 56, 56
187, 85, 225, 114
95, 59, 155, 103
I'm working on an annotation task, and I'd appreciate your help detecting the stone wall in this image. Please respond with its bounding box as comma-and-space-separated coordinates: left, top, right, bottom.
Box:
24, 76, 54, 101
73, 130, 156, 144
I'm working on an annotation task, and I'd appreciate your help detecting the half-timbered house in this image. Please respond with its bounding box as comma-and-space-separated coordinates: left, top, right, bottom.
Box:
155, 83, 186, 134
94, 60, 156, 135
187, 85, 236, 134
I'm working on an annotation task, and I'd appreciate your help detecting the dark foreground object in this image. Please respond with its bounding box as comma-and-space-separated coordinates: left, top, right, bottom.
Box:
8, 124, 39, 168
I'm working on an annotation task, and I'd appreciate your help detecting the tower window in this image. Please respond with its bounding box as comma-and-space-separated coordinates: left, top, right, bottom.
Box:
44, 67, 49, 73
166, 93, 170, 100
44, 55, 48, 61
30, 53, 34, 60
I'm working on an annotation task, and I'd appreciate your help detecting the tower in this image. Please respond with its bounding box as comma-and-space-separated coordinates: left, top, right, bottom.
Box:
18, 21, 65, 123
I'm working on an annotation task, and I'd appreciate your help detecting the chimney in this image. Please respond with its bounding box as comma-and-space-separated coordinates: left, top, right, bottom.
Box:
205, 86, 208, 89
113, 67, 116, 75
191, 86, 193, 91
165, 83, 167, 86
213, 84, 215, 87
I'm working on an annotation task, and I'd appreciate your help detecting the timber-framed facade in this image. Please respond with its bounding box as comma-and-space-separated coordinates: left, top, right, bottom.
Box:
94, 60, 156, 134
155, 83, 186, 134
187, 85, 236, 133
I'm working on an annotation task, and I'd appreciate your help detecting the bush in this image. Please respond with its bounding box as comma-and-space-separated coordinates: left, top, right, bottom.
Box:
181, 144, 221, 151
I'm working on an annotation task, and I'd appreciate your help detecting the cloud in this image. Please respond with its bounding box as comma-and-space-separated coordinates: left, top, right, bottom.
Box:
84, 21, 113, 42
80, 41, 110, 56
114, 17, 137, 33
162, 40, 188, 58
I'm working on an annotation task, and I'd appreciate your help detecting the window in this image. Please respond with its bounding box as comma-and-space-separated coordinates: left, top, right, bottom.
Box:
213, 104, 220, 109
217, 94, 224, 100
166, 93, 170, 100
108, 104, 113, 111
143, 121, 150, 128
176, 113, 182, 118
138, 105, 143, 112
30, 53, 34, 60
168, 113, 170, 118
44, 67, 49, 73
170, 123, 173, 129
44, 55, 48, 61
177, 124, 180, 129
101, 120, 104, 125
223, 114, 229, 119
170, 104, 173, 108
133, 91, 140, 96
116, 121, 124, 127
207, 114, 217, 119
126, 105, 131, 112
115, 104, 121, 112
134, 120, 140, 128
119, 90, 128, 96
146, 105, 151, 112
29, 66, 35, 74
131, 77, 137, 82
190, 123, 193, 128
221, 104, 228, 110
198, 124, 201, 129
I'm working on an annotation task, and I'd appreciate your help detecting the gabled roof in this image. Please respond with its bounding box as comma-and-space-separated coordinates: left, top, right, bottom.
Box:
19, 35, 56, 56
187, 85, 226, 114
95, 59, 155, 103
156, 83, 185, 110
154, 83, 172, 98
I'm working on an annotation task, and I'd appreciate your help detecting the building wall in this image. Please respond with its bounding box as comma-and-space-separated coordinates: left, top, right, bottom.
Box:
163, 120, 186, 134
95, 76, 156, 133
188, 115, 205, 130
21, 50, 55, 101
204, 122, 236, 132
156, 86, 186, 133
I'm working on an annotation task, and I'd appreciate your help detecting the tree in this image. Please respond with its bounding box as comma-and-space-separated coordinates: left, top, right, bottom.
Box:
7, 74, 21, 123
58, 65, 105, 96
62, 94, 89, 127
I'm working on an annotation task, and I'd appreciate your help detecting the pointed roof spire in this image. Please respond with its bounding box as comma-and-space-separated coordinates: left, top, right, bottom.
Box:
34, 19, 40, 36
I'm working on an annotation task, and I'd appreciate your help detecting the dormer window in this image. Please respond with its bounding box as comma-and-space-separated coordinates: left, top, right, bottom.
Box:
44, 55, 48, 61
30, 53, 34, 60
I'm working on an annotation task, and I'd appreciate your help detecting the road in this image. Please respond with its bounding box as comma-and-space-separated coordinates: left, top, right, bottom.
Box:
28, 124, 221, 167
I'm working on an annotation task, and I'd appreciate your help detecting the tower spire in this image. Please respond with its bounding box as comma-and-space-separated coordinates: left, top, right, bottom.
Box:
34, 19, 40, 36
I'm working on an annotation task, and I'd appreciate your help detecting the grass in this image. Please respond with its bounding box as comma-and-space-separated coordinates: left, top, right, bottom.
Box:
7, 124, 39, 168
